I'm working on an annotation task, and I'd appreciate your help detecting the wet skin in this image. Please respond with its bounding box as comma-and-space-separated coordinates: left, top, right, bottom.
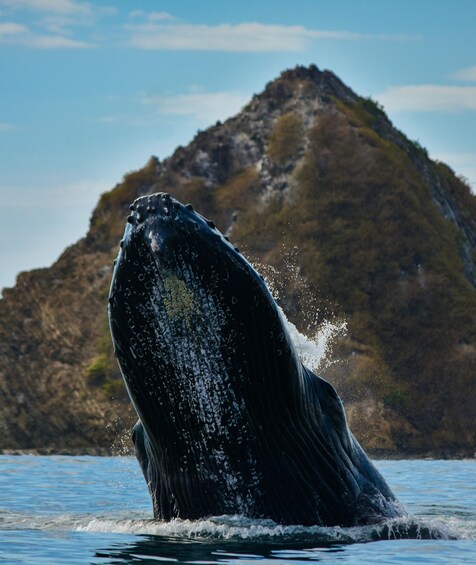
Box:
108, 192, 403, 526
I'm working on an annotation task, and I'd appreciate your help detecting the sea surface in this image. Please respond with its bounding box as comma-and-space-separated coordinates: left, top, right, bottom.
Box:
0, 456, 475, 564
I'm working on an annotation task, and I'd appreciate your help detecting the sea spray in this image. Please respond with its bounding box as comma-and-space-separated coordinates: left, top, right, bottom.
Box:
280, 309, 347, 373
254, 250, 347, 373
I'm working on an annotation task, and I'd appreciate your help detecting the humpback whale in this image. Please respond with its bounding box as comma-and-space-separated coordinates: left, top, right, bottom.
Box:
108, 192, 404, 527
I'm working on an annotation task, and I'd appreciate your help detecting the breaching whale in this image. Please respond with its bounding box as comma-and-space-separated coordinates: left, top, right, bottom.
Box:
108, 192, 404, 527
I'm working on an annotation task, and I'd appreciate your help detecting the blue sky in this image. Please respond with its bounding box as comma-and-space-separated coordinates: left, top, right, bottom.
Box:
1, 0, 476, 291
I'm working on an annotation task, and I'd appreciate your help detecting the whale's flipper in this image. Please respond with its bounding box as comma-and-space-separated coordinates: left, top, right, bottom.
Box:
131, 419, 160, 508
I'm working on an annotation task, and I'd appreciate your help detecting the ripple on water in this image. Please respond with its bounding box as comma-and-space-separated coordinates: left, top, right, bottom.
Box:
0, 457, 475, 564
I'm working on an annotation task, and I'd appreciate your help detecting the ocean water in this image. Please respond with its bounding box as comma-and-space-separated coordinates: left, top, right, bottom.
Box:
0, 456, 475, 564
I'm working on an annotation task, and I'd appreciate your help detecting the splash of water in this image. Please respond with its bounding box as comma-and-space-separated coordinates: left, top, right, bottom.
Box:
281, 310, 347, 373
0, 511, 458, 542
253, 249, 347, 373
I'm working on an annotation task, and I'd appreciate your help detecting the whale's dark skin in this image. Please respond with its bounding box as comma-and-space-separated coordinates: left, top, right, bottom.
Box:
108, 192, 404, 527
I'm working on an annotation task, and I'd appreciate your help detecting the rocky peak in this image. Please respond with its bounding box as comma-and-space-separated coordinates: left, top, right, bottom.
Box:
1, 65, 475, 456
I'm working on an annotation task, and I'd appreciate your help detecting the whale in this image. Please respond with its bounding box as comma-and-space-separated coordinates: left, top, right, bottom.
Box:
108, 192, 404, 527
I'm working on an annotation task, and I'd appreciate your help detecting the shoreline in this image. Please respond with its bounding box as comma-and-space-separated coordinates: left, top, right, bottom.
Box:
0, 447, 475, 460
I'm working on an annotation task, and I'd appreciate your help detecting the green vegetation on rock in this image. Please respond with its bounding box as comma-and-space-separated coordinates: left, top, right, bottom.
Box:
267, 113, 303, 164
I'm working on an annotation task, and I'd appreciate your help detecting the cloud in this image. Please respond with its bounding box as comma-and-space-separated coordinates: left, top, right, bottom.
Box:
0, 0, 116, 40
26, 33, 93, 47
432, 152, 476, 189
453, 66, 476, 82
0, 21, 27, 35
0, 122, 16, 131
0, 0, 97, 15
129, 10, 175, 22
377, 85, 476, 112
100, 89, 251, 126
2, 178, 111, 208
126, 22, 419, 52
142, 90, 250, 122
0, 22, 94, 47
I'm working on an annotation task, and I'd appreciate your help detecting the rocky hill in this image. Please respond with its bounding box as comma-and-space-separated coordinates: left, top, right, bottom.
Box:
1, 65, 475, 456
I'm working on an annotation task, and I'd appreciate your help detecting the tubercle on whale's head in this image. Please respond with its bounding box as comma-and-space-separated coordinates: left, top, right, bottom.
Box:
113, 192, 250, 276
109, 191, 273, 311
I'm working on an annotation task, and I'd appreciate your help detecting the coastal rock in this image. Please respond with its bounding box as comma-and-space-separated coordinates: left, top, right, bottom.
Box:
0, 65, 475, 455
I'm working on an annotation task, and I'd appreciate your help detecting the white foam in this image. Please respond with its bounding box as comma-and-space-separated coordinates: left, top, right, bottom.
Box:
1, 509, 469, 541
253, 255, 347, 373
73, 514, 462, 542
278, 306, 347, 373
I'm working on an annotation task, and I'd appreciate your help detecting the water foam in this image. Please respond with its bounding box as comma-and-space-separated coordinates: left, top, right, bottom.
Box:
1, 507, 468, 541
280, 308, 347, 373
74, 514, 460, 542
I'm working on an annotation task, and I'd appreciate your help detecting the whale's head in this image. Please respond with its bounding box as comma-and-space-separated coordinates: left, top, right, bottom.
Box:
108, 192, 299, 518
108, 192, 297, 394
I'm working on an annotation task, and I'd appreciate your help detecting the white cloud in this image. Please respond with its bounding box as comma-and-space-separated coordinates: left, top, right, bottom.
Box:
0, 122, 16, 131
1, 0, 86, 14
0, 0, 98, 15
0, 0, 117, 41
126, 22, 418, 52
129, 10, 175, 22
432, 151, 476, 189
0, 22, 94, 47
0, 21, 27, 35
377, 85, 476, 112
453, 66, 476, 82
143, 90, 250, 122
26, 33, 94, 47
2, 178, 110, 208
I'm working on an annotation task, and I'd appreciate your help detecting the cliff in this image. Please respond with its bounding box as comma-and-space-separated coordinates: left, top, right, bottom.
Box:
1, 65, 475, 456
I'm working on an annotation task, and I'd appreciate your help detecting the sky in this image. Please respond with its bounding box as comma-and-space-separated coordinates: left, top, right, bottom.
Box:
1, 0, 476, 291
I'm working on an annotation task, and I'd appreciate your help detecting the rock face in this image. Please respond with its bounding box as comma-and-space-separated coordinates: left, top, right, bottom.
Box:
1, 65, 475, 455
